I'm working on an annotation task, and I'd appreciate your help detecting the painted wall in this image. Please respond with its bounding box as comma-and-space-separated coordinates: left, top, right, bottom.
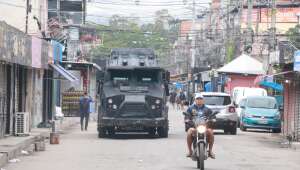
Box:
282, 73, 300, 141
225, 74, 260, 94
31, 70, 44, 127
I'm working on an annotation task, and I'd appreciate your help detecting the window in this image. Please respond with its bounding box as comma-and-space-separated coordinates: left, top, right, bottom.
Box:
136, 70, 159, 83
247, 98, 277, 109
203, 96, 231, 106
109, 70, 131, 82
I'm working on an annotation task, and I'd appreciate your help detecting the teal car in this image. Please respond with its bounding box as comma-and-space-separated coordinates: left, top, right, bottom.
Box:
239, 96, 281, 133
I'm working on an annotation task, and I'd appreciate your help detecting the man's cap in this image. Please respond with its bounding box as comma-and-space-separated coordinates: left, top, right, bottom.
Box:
195, 93, 204, 99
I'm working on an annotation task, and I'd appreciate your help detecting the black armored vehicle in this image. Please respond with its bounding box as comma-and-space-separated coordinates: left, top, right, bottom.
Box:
97, 48, 170, 138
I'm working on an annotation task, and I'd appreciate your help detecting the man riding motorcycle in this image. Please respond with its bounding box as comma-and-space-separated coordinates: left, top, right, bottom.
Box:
185, 93, 215, 159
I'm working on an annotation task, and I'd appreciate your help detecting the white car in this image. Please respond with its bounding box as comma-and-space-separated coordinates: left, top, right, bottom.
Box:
200, 92, 238, 135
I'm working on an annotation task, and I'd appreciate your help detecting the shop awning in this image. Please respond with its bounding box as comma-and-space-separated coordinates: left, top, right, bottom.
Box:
60, 61, 102, 71
50, 64, 78, 82
259, 81, 283, 92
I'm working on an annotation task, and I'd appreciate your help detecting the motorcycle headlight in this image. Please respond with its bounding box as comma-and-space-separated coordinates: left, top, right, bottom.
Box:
197, 125, 206, 134
108, 98, 113, 104
112, 104, 117, 110
155, 99, 161, 104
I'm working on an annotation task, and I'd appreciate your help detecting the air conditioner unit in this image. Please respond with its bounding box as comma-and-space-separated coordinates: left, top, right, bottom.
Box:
15, 112, 30, 136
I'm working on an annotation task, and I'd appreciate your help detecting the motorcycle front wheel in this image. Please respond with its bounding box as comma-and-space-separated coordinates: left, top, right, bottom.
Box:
197, 143, 205, 170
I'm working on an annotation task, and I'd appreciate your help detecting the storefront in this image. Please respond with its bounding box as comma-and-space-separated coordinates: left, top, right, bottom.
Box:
0, 63, 8, 138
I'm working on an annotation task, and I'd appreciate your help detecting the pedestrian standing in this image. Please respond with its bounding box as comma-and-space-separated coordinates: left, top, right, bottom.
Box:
79, 91, 93, 131
176, 91, 181, 110
179, 91, 186, 110
169, 91, 177, 109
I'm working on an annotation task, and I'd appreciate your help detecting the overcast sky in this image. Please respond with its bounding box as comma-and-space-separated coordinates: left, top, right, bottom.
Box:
87, 0, 211, 25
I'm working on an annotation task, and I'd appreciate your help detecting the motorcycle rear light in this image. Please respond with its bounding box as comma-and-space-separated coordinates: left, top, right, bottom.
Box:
228, 106, 236, 113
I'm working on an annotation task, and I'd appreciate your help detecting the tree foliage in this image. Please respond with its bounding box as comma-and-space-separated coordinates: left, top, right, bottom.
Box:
287, 24, 300, 49
89, 10, 180, 63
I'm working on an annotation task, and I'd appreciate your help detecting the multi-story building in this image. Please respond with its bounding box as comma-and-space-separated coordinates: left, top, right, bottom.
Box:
0, 0, 48, 36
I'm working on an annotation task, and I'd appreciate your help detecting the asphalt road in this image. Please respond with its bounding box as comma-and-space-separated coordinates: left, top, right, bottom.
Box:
4, 105, 300, 170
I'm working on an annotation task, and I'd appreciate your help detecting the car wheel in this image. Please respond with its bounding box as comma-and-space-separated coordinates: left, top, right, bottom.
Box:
240, 124, 247, 131
272, 129, 281, 133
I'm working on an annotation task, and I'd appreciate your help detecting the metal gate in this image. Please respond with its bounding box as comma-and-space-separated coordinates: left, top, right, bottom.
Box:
295, 82, 300, 141
0, 64, 7, 138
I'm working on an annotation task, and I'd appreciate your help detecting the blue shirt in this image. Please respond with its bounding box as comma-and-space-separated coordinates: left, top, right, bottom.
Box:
186, 104, 210, 119
79, 96, 92, 114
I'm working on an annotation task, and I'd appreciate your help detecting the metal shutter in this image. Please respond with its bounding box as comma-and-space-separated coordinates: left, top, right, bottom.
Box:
0, 64, 7, 138
295, 82, 300, 141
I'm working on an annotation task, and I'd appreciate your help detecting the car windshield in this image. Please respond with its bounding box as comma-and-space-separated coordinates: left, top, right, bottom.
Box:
247, 98, 277, 109
203, 95, 231, 106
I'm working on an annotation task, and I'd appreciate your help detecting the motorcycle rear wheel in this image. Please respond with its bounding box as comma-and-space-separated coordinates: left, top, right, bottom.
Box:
197, 143, 205, 170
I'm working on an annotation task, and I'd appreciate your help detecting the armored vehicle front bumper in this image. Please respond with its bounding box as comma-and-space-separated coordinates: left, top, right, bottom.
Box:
98, 117, 168, 130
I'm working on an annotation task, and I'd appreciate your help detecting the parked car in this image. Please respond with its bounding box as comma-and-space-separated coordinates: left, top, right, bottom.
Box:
239, 96, 281, 133
232, 87, 267, 106
201, 92, 238, 135
233, 87, 268, 125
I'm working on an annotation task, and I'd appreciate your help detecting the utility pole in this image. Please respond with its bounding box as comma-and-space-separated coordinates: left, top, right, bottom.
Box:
268, 0, 276, 73
245, 0, 253, 53
25, 0, 30, 34
191, 0, 196, 96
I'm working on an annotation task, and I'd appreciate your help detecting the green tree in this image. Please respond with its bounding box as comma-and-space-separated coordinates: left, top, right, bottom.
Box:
89, 10, 179, 67
287, 24, 300, 49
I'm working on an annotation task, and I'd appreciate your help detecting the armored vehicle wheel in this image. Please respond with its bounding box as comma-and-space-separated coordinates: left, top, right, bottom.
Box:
148, 128, 156, 137
158, 126, 168, 138
230, 127, 237, 135
107, 128, 115, 137
98, 128, 106, 138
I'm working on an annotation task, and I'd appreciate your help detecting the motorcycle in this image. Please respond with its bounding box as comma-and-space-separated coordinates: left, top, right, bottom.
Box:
183, 111, 218, 170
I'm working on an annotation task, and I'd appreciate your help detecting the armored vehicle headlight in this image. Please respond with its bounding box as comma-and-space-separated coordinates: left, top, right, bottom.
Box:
108, 98, 113, 104
113, 104, 117, 110
155, 99, 161, 104
151, 105, 156, 109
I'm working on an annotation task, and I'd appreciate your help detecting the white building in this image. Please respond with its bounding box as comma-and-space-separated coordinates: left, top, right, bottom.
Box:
0, 0, 48, 36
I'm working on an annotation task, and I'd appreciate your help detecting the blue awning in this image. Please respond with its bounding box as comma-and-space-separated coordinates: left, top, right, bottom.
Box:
259, 81, 283, 92
50, 64, 78, 82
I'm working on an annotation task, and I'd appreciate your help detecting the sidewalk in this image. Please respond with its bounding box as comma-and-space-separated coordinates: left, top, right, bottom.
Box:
0, 117, 80, 168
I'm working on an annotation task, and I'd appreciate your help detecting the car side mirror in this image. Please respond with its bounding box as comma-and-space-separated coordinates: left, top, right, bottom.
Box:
240, 105, 245, 109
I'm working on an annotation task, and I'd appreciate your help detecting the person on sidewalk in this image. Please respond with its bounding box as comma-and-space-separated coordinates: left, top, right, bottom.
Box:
169, 90, 177, 109
79, 91, 93, 131
179, 90, 186, 110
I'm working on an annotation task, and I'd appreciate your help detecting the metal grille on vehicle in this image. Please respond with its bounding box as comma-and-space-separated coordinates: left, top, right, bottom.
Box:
120, 103, 147, 117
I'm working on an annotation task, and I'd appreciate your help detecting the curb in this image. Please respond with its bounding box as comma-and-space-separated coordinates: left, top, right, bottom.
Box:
0, 135, 38, 168
291, 142, 300, 150
0, 118, 79, 168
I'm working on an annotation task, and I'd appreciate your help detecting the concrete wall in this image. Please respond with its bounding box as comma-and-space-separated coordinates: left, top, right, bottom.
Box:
0, 0, 48, 35
31, 70, 44, 127
89, 70, 97, 113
